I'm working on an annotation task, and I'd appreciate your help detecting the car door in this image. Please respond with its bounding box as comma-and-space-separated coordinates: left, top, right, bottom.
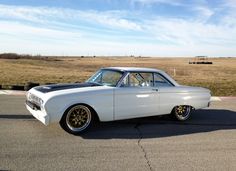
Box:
114, 72, 159, 120
153, 72, 175, 115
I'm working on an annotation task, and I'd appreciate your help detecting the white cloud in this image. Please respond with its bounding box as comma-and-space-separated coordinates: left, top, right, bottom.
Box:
0, 4, 142, 31
0, 21, 82, 40
224, 0, 236, 8
131, 0, 183, 6
78, 10, 142, 31
193, 6, 214, 20
0, 3, 236, 56
219, 0, 236, 28
145, 16, 236, 47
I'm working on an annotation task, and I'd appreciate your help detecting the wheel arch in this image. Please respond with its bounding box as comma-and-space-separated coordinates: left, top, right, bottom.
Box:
60, 103, 100, 123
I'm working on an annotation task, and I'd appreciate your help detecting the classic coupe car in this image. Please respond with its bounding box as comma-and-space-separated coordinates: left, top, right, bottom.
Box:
26, 67, 211, 134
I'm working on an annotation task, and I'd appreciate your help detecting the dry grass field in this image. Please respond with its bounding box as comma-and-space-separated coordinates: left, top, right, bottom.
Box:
0, 56, 236, 96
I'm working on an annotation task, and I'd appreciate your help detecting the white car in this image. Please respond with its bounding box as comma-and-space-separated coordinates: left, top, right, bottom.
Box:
26, 67, 211, 134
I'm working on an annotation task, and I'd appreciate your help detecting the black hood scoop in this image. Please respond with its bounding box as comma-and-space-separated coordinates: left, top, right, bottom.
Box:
34, 82, 101, 93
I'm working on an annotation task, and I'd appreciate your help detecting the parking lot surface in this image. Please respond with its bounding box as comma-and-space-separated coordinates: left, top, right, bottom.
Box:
1, 95, 236, 171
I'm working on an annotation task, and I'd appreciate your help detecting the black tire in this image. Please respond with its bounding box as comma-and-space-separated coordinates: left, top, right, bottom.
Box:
172, 105, 192, 121
60, 104, 95, 135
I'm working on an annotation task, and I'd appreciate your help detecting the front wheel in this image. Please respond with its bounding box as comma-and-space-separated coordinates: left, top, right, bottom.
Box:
60, 104, 94, 135
172, 105, 192, 121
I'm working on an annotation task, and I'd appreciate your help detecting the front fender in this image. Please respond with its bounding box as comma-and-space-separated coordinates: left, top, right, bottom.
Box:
44, 91, 114, 124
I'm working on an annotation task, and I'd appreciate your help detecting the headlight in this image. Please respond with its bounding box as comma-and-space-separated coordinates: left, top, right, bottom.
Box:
39, 98, 44, 105
26, 92, 31, 100
27, 92, 44, 106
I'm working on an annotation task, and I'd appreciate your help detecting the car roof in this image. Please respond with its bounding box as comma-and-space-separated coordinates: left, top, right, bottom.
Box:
103, 67, 162, 73
103, 67, 180, 86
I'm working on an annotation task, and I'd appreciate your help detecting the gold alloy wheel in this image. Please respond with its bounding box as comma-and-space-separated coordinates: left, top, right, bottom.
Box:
66, 105, 92, 132
174, 105, 191, 120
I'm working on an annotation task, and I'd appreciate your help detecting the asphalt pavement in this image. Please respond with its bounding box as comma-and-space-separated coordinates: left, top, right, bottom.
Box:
0, 95, 236, 171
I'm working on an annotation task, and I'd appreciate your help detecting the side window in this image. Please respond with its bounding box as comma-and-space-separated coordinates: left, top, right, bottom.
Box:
154, 73, 173, 87
121, 72, 153, 87
91, 70, 121, 86
101, 70, 122, 86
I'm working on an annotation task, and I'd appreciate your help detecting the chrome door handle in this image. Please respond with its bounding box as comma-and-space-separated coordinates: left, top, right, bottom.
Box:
152, 89, 158, 92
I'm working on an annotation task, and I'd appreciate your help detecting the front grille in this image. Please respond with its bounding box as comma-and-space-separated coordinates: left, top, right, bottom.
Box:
26, 100, 41, 110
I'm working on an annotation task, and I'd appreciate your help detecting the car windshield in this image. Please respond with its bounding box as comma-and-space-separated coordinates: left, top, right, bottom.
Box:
86, 69, 123, 87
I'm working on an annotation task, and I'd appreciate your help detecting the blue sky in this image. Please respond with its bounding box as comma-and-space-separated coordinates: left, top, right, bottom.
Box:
0, 0, 236, 56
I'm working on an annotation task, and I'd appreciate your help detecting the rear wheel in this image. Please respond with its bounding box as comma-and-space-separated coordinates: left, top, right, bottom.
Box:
60, 104, 94, 135
173, 105, 192, 121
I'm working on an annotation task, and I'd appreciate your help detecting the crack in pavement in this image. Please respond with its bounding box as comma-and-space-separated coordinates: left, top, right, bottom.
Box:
135, 123, 153, 171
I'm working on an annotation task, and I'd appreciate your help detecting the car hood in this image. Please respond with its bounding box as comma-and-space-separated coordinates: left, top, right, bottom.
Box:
34, 82, 102, 93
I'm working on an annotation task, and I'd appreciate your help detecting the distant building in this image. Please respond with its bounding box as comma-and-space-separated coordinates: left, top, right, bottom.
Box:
189, 56, 213, 64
